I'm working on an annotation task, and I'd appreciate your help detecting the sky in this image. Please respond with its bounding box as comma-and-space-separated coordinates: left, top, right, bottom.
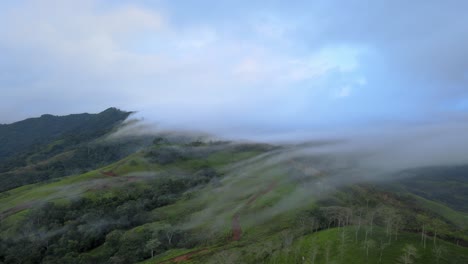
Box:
1, 0, 467, 138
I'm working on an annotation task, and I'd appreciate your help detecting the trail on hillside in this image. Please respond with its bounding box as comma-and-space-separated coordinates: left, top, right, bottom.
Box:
101, 170, 118, 176
0, 203, 32, 220
154, 181, 277, 263
100, 160, 127, 177
231, 181, 277, 241
229, 158, 320, 242
157, 249, 210, 263
231, 213, 242, 241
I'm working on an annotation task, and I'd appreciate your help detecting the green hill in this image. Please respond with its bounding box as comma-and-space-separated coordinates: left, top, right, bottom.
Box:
0, 110, 467, 264
0, 107, 131, 162
0, 108, 135, 192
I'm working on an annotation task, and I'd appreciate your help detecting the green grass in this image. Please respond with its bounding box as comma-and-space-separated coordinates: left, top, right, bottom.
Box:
261, 227, 468, 264
410, 194, 468, 229
181, 226, 468, 264
0, 169, 101, 212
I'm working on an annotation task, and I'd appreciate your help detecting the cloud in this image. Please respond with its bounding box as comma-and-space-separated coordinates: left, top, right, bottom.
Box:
336, 86, 351, 98
0, 0, 467, 138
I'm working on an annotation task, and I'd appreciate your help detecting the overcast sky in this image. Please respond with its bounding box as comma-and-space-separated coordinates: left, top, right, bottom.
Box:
1, 0, 467, 138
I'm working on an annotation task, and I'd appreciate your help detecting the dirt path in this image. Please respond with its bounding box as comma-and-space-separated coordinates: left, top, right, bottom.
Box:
0, 203, 32, 220
232, 213, 242, 241
101, 170, 117, 177
231, 181, 277, 241
155, 181, 277, 262
157, 249, 210, 263
100, 160, 127, 177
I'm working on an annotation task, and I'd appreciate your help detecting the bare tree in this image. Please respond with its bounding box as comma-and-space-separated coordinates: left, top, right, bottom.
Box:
145, 238, 161, 259
339, 228, 349, 260
430, 219, 446, 248
325, 241, 332, 264
432, 244, 445, 264
297, 214, 309, 234
421, 223, 426, 247
393, 214, 403, 241
280, 230, 294, 249
310, 217, 317, 233
211, 250, 239, 264
378, 240, 389, 263
353, 207, 364, 242
321, 206, 349, 230
310, 246, 319, 264
379, 207, 396, 244
362, 239, 376, 262
417, 215, 430, 249
165, 228, 175, 246
398, 244, 418, 264
368, 210, 375, 236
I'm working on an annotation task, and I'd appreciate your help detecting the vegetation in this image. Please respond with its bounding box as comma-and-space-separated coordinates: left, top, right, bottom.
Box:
0, 110, 467, 263
0, 108, 138, 191
0, 107, 131, 170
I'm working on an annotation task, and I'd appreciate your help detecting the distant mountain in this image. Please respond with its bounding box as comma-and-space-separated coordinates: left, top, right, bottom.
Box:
0, 107, 131, 163
0, 108, 140, 191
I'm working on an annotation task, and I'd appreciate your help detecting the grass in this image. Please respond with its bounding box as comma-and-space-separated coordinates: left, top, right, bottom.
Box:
0, 169, 101, 212
409, 194, 468, 229
261, 226, 468, 264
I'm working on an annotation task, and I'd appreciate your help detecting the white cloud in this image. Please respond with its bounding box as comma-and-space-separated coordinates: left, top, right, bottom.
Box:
232, 45, 363, 85
0, 0, 367, 132
336, 86, 352, 98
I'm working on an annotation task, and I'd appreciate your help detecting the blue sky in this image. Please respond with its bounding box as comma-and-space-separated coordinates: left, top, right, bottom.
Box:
1, 0, 467, 138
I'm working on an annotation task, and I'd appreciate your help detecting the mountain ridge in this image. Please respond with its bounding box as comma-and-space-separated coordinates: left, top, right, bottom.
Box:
0, 107, 132, 162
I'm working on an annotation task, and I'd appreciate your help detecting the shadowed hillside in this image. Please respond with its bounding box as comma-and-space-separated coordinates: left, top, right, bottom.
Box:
0, 107, 132, 162
0, 108, 136, 191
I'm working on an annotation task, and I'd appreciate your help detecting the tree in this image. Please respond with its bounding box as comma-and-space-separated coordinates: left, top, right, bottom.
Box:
432, 244, 445, 264
416, 215, 430, 249
398, 244, 418, 264
379, 207, 396, 244
362, 239, 376, 260
211, 250, 239, 264
378, 240, 389, 263
353, 207, 364, 242
280, 230, 294, 249
430, 219, 447, 248
339, 229, 349, 260
393, 214, 403, 241
310, 246, 319, 264
145, 238, 161, 259
367, 210, 376, 236
324, 241, 332, 264
165, 228, 175, 246
106, 230, 124, 248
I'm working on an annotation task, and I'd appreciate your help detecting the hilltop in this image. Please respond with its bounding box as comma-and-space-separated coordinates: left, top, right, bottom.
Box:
0, 108, 136, 191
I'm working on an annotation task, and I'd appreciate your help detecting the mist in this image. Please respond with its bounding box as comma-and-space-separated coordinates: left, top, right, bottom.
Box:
94, 114, 468, 235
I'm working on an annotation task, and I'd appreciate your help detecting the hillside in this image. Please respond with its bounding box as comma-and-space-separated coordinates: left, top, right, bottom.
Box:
0, 108, 137, 192
0, 111, 467, 264
0, 107, 131, 163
